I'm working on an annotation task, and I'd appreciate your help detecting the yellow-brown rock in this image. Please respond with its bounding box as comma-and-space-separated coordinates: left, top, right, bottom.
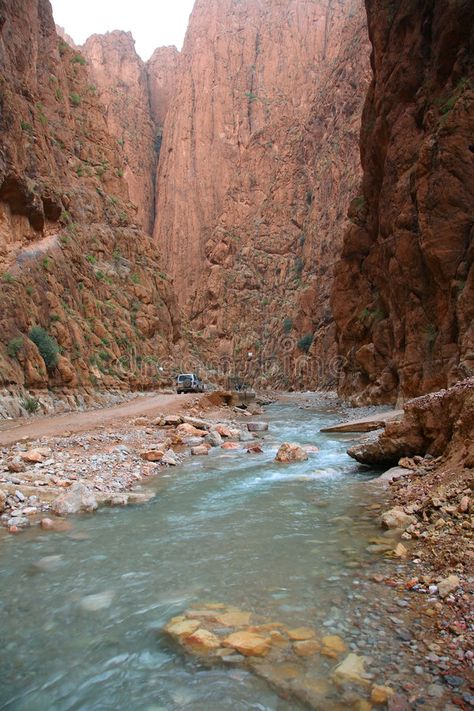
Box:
164, 617, 201, 640
293, 640, 321, 657
371, 685, 394, 704
215, 611, 252, 627
184, 628, 221, 655
287, 627, 316, 641
321, 635, 347, 655
223, 631, 271, 657
331, 653, 370, 687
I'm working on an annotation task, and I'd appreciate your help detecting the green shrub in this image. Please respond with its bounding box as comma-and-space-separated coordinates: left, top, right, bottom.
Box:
55, 87, 63, 101
69, 92, 81, 107
297, 333, 313, 353
86, 254, 97, 264
2, 272, 15, 283
72, 54, 87, 65
20, 120, 33, 132
21, 396, 40, 414
29, 326, 60, 371
42, 257, 51, 270
58, 40, 68, 57
130, 273, 140, 284
7, 337, 23, 359
283, 317, 293, 334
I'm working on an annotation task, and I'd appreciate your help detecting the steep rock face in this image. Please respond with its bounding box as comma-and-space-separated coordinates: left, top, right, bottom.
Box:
146, 46, 179, 130
154, 0, 370, 388
333, 0, 474, 404
0, 0, 182, 392
82, 31, 157, 233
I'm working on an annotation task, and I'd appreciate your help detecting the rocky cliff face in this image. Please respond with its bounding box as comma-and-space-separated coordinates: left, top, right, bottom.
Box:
82, 31, 157, 233
153, 0, 370, 388
81, 35, 178, 234
333, 0, 474, 404
0, 0, 182, 394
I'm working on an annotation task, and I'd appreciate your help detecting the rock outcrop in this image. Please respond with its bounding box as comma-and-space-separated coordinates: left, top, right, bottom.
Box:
154, 0, 370, 388
348, 378, 474, 468
333, 0, 474, 404
0, 0, 183, 392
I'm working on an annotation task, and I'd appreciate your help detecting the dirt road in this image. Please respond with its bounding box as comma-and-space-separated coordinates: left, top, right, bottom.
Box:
0, 392, 201, 446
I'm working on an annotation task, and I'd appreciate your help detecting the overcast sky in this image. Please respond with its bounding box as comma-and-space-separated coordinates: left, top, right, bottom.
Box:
50, 0, 195, 59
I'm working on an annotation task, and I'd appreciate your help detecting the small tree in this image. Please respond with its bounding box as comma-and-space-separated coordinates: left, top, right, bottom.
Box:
29, 326, 60, 371
297, 333, 314, 353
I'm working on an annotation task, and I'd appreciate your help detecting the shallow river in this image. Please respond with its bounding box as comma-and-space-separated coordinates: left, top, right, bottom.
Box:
0, 399, 396, 710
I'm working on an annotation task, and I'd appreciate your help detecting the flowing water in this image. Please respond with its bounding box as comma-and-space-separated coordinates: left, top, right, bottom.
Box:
0, 399, 394, 710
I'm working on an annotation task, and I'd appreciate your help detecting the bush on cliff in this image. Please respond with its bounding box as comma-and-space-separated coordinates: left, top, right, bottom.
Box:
29, 326, 60, 371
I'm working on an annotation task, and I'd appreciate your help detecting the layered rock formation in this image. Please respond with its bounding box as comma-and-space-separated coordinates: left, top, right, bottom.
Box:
333, 0, 474, 403
0, 0, 182, 393
154, 0, 370, 388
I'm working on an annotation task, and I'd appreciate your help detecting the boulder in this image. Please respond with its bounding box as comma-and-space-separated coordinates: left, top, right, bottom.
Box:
140, 449, 165, 462
247, 422, 269, 432
381, 507, 416, 530
161, 449, 178, 466
176, 423, 207, 437
191, 444, 210, 455
183, 416, 211, 431
20, 449, 45, 463
0, 489, 7, 513
51, 482, 98, 515
275, 443, 308, 463
204, 430, 223, 447
437, 574, 460, 598
7, 456, 26, 473
163, 414, 183, 426
221, 442, 240, 450
215, 424, 233, 437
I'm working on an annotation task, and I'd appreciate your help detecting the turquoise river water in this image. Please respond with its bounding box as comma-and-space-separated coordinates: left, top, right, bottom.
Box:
0, 399, 394, 710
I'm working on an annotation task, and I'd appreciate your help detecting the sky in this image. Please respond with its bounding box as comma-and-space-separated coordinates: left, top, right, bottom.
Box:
50, 0, 196, 59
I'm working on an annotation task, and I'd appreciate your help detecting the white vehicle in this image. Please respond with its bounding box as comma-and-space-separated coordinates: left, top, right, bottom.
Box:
176, 373, 205, 394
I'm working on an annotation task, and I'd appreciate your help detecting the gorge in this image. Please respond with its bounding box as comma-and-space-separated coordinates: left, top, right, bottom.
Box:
0, 1, 473, 708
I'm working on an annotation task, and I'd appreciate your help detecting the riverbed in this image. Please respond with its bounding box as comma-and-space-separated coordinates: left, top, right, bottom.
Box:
0, 399, 429, 709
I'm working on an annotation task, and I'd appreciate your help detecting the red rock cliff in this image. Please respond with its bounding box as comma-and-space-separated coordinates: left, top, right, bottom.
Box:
0, 0, 182, 392
82, 31, 157, 233
333, 0, 474, 404
154, 0, 370, 387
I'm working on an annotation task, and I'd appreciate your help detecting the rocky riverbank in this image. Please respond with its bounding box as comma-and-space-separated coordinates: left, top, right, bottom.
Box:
0, 393, 269, 534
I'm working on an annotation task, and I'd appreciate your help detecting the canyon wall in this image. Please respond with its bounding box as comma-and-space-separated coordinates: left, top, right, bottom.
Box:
82, 33, 178, 234
153, 0, 370, 388
333, 0, 474, 404
0, 0, 183, 393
